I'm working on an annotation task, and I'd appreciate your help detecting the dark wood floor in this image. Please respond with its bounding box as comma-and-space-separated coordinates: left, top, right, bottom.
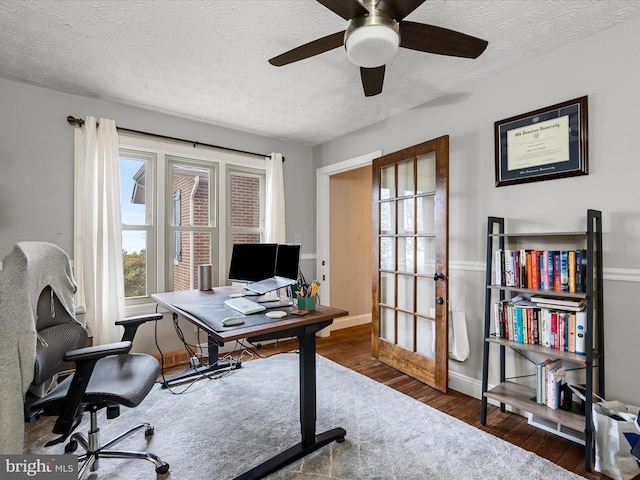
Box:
241, 323, 607, 480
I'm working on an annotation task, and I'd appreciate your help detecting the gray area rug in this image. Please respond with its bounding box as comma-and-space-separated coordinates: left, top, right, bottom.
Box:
25, 353, 584, 479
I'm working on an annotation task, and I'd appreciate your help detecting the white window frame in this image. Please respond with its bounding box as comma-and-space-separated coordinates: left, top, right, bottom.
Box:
75, 131, 266, 315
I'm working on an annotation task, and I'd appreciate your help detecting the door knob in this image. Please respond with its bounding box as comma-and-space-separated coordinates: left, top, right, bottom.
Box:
433, 273, 444, 281
436, 296, 444, 305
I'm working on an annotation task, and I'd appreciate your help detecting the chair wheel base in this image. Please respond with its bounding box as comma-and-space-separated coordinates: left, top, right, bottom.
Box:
64, 440, 78, 453
156, 462, 170, 475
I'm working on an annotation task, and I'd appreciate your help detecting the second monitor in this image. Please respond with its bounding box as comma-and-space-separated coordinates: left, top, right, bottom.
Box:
228, 243, 300, 295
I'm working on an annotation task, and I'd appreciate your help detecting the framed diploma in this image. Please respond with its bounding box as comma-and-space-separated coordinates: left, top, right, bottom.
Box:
494, 96, 588, 187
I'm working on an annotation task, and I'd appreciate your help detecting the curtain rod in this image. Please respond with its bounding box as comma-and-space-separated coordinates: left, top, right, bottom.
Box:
66, 116, 281, 160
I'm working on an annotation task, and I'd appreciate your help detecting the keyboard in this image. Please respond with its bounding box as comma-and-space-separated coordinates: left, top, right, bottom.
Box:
246, 276, 297, 295
224, 296, 266, 315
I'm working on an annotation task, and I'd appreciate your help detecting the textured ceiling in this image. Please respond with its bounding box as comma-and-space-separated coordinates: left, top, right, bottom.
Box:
1, 1, 640, 146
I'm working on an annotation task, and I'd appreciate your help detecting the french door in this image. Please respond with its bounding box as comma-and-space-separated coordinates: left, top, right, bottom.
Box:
372, 136, 449, 392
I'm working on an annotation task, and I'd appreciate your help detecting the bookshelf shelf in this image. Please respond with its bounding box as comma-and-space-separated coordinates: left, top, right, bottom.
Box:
480, 210, 604, 473
483, 382, 585, 432
484, 337, 593, 365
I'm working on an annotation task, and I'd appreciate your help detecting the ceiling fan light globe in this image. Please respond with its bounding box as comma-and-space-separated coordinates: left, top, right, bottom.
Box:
345, 24, 399, 68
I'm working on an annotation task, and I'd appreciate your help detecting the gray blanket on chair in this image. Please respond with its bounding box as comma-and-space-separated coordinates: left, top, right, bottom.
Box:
0, 242, 78, 453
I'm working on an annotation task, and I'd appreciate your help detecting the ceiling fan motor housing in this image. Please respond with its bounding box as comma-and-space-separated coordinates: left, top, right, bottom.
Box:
345, 10, 400, 68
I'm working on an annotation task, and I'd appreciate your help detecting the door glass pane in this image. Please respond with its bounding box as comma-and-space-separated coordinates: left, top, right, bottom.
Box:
397, 274, 414, 311
380, 272, 395, 306
380, 306, 395, 342
397, 312, 414, 350
416, 195, 435, 234
380, 237, 395, 270
172, 231, 211, 291
417, 153, 436, 193
380, 165, 395, 199
398, 198, 414, 234
379, 200, 395, 234
398, 238, 414, 273
397, 159, 414, 196
171, 163, 210, 227
416, 276, 435, 316
416, 317, 435, 359
416, 237, 435, 275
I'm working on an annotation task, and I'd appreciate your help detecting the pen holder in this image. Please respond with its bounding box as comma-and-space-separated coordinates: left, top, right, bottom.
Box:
297, 296, 316, 311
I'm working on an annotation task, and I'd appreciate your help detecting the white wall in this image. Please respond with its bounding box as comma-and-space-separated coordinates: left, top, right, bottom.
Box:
313, 17, 640, 405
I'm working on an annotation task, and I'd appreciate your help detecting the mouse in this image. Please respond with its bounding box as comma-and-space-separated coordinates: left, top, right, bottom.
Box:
221, 317, 245, 327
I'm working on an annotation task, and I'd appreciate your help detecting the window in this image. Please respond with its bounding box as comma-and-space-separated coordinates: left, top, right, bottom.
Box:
120, 150, 155, 300
118, 135, 266, 306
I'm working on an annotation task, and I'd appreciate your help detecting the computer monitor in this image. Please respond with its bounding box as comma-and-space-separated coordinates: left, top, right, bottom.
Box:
275, 243, 301, 280
228, 243, 278, 283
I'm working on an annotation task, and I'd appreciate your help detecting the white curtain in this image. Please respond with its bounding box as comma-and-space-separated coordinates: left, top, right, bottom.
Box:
265, 152, 286, 243
77, 117, 125, 345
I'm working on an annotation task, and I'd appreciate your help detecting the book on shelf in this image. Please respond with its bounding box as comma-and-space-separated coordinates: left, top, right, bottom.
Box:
520, 250, 528, 289
575, 311, 587, 354
547, 366, 566, 409
560, 251, 569, 292
535, 360, 546, 404
542, 250, 549, 291
568, 313, 577, 353
568, 251, 576, 293
493, 248, 586, 293
504, 250, 515, 287
576, 249, 587, 293
492, 295, 586, 355
553, 253, 562, 291
535, 358, 562, 406
531, 250, 539, 290
495, 250, 504, 286
530, 295, 585, 309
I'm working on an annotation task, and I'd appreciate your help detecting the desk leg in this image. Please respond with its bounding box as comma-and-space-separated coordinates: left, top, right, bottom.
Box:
234, 327, 346, 480
160, 329, 241, 389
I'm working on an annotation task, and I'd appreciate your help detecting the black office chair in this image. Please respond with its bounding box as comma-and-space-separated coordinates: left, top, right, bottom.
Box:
8, 242, 169, 478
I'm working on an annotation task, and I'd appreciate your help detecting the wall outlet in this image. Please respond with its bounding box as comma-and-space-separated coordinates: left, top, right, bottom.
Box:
294, 234, 302, 243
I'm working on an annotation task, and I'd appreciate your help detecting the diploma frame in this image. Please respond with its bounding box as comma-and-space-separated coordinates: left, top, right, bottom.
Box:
494, 96, 588, 187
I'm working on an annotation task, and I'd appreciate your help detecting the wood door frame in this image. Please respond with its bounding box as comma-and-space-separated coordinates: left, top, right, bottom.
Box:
315, 150, 382, 317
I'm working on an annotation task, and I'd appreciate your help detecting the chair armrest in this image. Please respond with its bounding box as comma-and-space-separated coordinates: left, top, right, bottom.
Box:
63, 341, 133, 363
116, 313, 163, 342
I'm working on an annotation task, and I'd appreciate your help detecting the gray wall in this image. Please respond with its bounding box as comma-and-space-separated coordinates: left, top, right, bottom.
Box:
0, 78, 316, 274
0, 78, 316, 355
313, 17, 640, 405
2, 16, 638, 404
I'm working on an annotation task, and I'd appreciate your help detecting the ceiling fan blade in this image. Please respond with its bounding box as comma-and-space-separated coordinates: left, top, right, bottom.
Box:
316, 0, 369, 20
360, 66, 385, 97
269, 31, 345, 67
400, 21, 488, 59
376, 0, 426, 21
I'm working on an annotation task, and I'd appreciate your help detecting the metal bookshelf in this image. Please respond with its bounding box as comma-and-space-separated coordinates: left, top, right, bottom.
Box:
480, 209, 604, 472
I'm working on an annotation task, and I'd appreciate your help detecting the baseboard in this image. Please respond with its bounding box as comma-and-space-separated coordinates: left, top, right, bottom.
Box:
331, 313, 372, 331
448, 369, 483, 399
153, 350, 192, 370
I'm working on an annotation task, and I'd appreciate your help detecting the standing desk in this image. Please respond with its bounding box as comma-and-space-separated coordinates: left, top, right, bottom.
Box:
151, 286, 348, 480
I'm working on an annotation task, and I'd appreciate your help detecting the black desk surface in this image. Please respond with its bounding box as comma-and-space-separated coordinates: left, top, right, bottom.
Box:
152, 286, 348, 344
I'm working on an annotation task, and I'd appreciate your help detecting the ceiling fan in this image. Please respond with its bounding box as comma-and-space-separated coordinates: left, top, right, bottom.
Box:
269, 0, 488, 97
